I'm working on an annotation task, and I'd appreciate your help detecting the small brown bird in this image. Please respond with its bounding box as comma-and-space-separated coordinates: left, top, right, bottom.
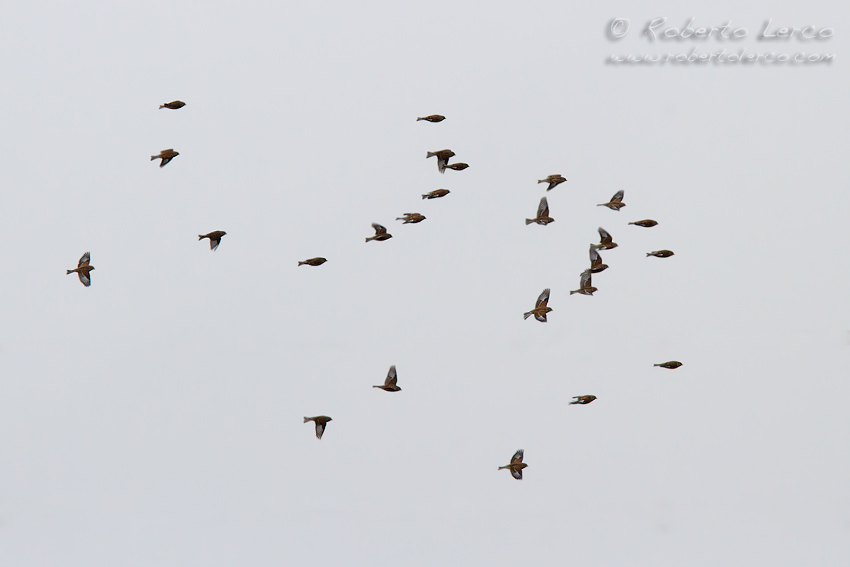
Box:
66, 251, 94, 287
570, 269, 597, 296
422, 189, 450, 200
589, 244, 608, 273
526, 196, 554, 225
654, 361, 683, 369
597, 227, 618, 250
538, 174, 567, 191
570, 395, 597, 405
373, 365, 401, 392
159, 100, 186, 110
396, 213, 426, 224
198, 230, 226, 251
629, 219, 658, 228
298, 257, 327, 266
498, 449, 528, 480
426, 149, 455, 173
524, 288, 552, 322
303, 416, 333, 439
646, 250, 674, 258
151, 148, 179, 167
445, 162, 469, 171
597, 190, 625, 211
417, 114, 445, 122
366, 223, 392, 242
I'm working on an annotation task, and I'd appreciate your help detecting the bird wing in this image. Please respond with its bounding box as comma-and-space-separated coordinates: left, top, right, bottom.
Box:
386, 365, 397, 387
315, 422, 325, 439
78, 270, 91, 287
511, 468, 523, 480
78, 251, 90, 268
159, 156, 173, 167
537, 196, 549, 218
580, 269, 592, 289
611, 190, 624, 203
589, 245, 601, 266
511, 449, 524, 464
372, 223, 387, 235
210, 237, 221, 251
536, 288, 550, 309
598, 227, 612, 243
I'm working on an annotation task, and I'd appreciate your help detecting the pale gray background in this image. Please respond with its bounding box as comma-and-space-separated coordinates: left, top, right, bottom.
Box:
1, 1, 848, 565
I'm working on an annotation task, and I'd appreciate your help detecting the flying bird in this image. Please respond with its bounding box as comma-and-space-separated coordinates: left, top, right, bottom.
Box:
570, 395, 597, 405
151, 148, 179, 167
426, 149, 455, 173
498, 449, 528, 480
597, 190, 625, 211
298, 257, 327, 266
422, 189, 450, 200
303, 416, 333, 439
524, 288, 552, 322
67, 251, 94, 287
526, 196, 554, 225
597, 227, 618, 250
198, 230, 226, 251
654, 361, 683, 369
366, 223, 392, 242
629, 219, 658, 227
538, 174, 567, 191
159, 100, 185, 110
373, 365, 401, 392
417, 114, 445, 122
589, 244, 608, 273
396, 213, 426, 224
445, 162, 469, 171
646, 250, 674, 258
570, 269, 597, 296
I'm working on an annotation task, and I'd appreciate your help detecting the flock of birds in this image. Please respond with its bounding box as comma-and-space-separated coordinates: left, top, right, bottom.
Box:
65, 104, 683, 480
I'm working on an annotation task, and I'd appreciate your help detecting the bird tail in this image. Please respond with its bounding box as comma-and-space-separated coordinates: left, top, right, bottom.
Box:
303, 417, 311, 423
523, 312, 532, 320
569, 401, 579, 405
416, 117, 424, 121
646, 253, 652, 257
569, 290, 578, 295
198, 235, 205, 240
372, 385, 381, 388
298, 261, 305, 266
537, 179, 545, 184
158, 104, 165, 109
628, 222, 635, 225
421, 194, 428, 199
150, 155, 157, 161
653, 364, 661, 367
365, 237, 371, 243
525, 219, 533, 225
426, 151, 435, 158
596, 203, 605, 207
66, 269, 73, 275
498, 465, 507, 470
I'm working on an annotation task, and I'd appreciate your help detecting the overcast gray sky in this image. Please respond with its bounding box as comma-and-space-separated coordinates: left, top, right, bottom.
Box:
1, 1, 849, 565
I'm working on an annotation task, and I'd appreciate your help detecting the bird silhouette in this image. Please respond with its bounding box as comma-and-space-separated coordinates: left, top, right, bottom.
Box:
498, 449, 528, 480
373, 365, 401, 392
66, 251, 94, 287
